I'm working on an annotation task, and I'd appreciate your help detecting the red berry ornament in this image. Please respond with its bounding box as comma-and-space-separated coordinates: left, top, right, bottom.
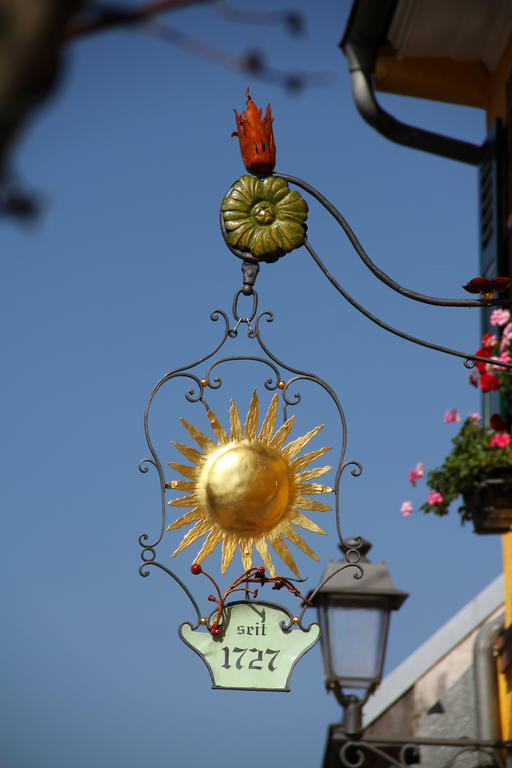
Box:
191, 563, 202, 575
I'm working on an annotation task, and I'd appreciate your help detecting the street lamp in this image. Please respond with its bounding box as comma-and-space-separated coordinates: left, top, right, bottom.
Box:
311, 540, 408, 734
312, 545, 508, 766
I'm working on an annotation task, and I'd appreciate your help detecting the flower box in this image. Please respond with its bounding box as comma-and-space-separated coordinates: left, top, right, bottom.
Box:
401, 307, 512, 533
464, 465, 512, 534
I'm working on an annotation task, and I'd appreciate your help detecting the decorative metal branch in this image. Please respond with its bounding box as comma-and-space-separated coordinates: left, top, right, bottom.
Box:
189, 563, 311, 635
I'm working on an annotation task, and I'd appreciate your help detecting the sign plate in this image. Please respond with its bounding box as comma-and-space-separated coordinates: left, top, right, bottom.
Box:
179, 600, 320, 691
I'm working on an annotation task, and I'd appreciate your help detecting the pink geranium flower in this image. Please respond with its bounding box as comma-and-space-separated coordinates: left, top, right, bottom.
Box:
468, 412, 481, 422
489, 432, 511, 448
444, 409, 460, 423
487, 351, 511, 371
426, 490, 443, 506
408, 461, 425, 486
501, 322, 512, 340
490, 308, 511, 327
400, 501, 413, 518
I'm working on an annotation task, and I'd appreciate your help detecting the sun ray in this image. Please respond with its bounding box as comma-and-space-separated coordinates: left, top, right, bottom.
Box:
268, 530, 299, 577
207, 411, 229, 445
297, 482, 333, 495
290, 511, 327, 535
221, 536, 238, 573
295, 496, 331, 512
167, 509, 203, 530
166, 392, 333, 577
291, 446, 331, 473
180, 417, 216, 453
229, 400, 244, 441
254, 536, 275, 575
167, 480, 196, 492
168, 462, 198, 480
244, 389, 259, 439
240, 539, 253, 571
172, 519, 212, 556
258, 393, 278, 442
270, 415, 295, 448
195, 529, 224, 563
296, 465, 331, 482
282, 524, 320, 561
282, 424, 324, 460
168, 493, 201, 508
172, 441, 204, 466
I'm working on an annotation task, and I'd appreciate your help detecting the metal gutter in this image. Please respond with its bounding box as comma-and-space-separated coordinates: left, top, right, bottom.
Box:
474, 614, 504, 741
340, 0, 485, 165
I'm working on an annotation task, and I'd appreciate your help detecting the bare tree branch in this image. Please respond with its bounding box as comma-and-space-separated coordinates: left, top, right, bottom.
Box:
0, 0, 330, 221
215, 2, 303, 35
64, 2, 322, 93
63, 0, 214, 41
146, 19, 329, 92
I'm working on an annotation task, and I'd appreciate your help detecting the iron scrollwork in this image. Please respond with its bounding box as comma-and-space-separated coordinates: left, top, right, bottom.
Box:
138, 285, 364, 618
325, 728, 510, 767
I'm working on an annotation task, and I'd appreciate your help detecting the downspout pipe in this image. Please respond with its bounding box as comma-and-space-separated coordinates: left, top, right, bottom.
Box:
473, 613, 504, 741
343, 39, 485, 166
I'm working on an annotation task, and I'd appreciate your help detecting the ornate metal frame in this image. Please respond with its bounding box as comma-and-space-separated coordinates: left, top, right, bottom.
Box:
138, 284, 364, 628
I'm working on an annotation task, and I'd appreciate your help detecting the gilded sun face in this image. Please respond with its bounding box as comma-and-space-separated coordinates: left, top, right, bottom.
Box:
166, 391, 332, 577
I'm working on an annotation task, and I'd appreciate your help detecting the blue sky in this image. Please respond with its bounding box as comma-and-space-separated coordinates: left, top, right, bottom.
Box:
1, 2, 501, 767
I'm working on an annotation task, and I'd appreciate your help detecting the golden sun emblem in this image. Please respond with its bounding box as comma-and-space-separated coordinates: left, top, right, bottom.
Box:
166, 390, 333, 577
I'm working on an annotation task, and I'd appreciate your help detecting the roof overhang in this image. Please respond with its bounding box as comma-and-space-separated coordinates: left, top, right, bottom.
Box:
342, 0, 512, 110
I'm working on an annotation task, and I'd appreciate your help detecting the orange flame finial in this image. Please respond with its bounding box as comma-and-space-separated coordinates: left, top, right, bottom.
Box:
232, 88, 276, 175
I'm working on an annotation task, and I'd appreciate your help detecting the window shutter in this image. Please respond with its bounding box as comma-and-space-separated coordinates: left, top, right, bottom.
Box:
478, 120, 506, 423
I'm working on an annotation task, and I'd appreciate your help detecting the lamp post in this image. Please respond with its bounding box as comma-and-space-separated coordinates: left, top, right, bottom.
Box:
311, 540, 408, 735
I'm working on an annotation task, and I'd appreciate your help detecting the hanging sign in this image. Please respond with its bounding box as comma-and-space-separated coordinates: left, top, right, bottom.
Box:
179, 600, 320, 691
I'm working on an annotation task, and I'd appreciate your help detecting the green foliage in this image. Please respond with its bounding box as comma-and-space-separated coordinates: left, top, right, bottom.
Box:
421, 418, 512, 522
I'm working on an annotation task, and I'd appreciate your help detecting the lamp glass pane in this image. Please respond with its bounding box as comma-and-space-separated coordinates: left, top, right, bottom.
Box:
327, 603, 387, 688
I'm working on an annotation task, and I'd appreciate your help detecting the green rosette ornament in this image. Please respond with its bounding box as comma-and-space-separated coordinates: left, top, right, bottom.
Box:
221, 175, 308, 263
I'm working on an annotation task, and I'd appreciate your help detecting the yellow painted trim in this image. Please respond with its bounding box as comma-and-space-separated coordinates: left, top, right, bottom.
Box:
499, 533, 512, 739
374, 47, 489, 109
504, 533, 512, 626
497, 668, 510, 740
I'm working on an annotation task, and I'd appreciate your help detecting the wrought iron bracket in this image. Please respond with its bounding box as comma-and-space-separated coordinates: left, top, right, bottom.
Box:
220, 172, 512, 373
323, 724, 511, 767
